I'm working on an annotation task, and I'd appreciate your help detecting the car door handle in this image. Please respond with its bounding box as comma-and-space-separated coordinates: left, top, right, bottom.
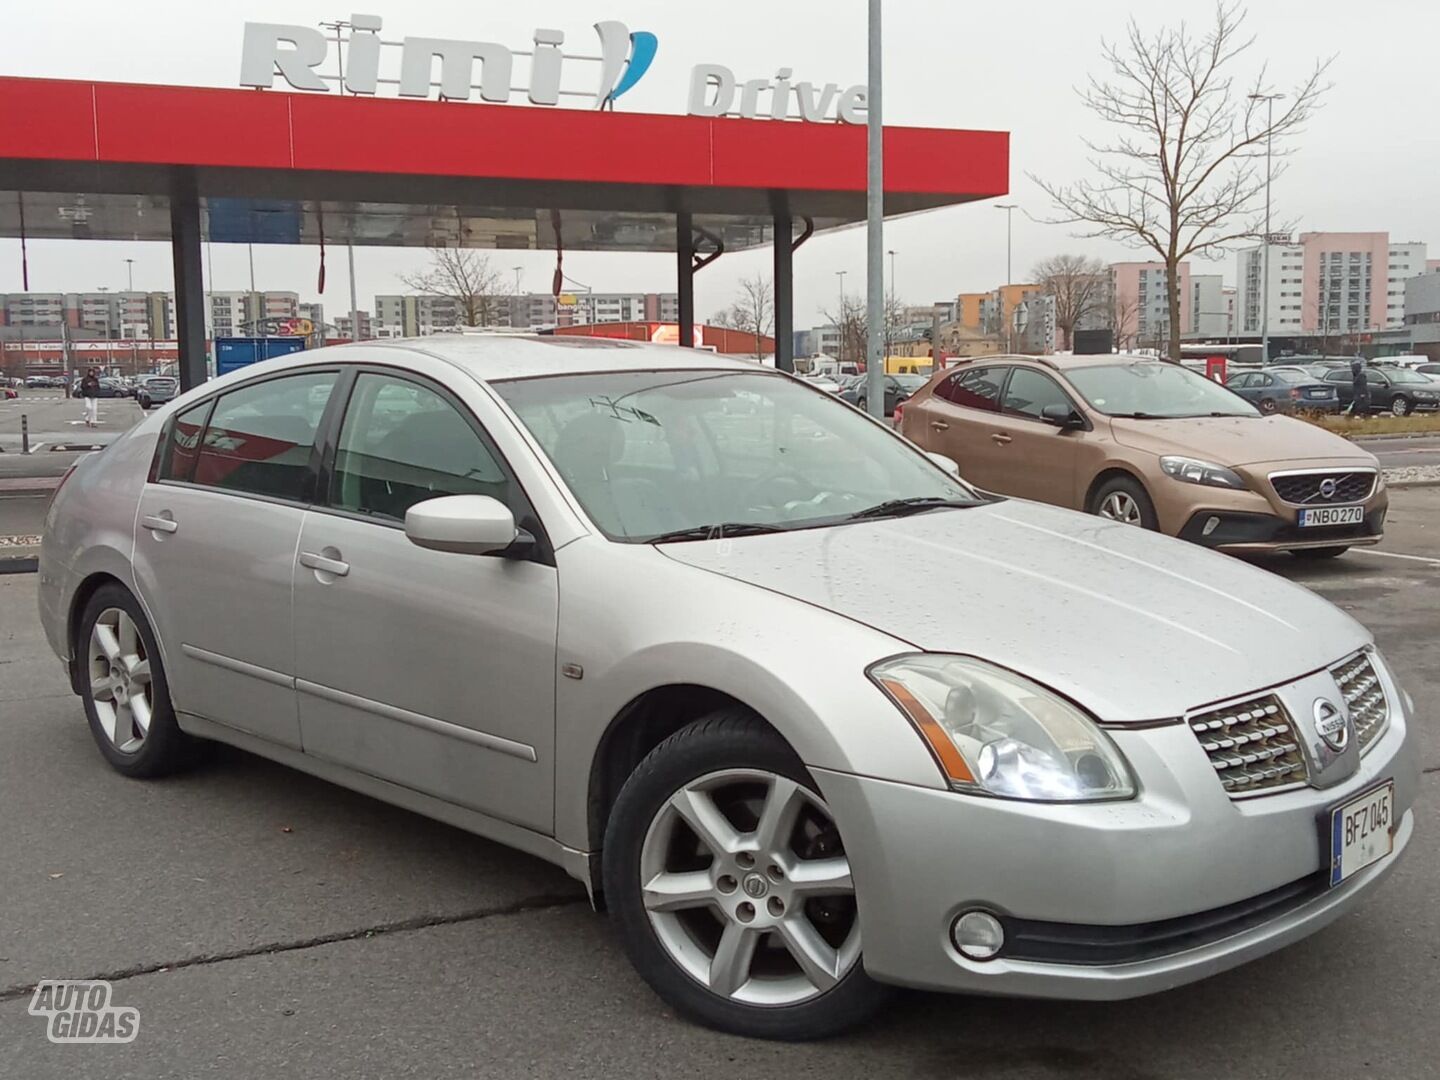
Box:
140, 513, 178, 534
299, 551, 350, 578
990, 433, 1013, 445
930, 420, 950, 431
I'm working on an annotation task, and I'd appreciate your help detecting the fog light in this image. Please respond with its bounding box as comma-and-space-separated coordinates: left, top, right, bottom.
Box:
951, 910, 1005, 961
1202, 516, 1221, 537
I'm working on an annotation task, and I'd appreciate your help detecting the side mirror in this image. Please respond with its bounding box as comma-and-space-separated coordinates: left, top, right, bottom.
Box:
1041, 403, 1083, 429
405, 495, 527, 556
926, 451, 961, 477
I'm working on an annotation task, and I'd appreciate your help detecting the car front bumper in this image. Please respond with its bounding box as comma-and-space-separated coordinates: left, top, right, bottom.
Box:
813, 699, 1418, 999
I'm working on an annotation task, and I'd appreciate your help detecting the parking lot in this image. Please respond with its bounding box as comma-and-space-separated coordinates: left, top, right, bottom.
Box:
0, 476, 1436, 1078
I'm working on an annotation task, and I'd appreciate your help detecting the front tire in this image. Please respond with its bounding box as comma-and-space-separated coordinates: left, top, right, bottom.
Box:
1090, 475, 1159, 530
1391, 396, 1412, 417
603, 712, 890, 1040
77, 584, 203, 778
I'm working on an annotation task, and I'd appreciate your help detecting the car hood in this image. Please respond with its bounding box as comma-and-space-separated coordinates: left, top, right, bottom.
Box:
1107, 414, 1377, 467
658, 499, 1367, 723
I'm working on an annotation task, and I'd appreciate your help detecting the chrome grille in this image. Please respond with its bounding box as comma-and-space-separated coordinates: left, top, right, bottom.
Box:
1270, 470, 1376, 505
1331, 653, 1389, 753
1189, 694, 1308, 797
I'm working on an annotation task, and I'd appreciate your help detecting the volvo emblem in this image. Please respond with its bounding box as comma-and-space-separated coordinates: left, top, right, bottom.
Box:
1318, 478, 1339, 500
1313, 698, 1349, 752
741, 873, 769, 899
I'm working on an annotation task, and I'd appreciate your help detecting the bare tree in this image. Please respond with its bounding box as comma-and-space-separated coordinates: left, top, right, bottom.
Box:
1108, 290, 1141, 351
819, 293, 868, 368
1035, 3, 1330, 360
400, 247, 507, 327
722, 274, 775, 360
1033, 255, 1110, 351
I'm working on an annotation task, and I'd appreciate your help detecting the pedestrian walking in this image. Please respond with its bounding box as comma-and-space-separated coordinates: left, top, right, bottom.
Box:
80, 368, 101, 428
1346, 357, 1371, 416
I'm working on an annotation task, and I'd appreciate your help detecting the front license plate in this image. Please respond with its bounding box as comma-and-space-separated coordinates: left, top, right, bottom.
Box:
1330, 781, 1395, 886
1300, 506, 1364, 527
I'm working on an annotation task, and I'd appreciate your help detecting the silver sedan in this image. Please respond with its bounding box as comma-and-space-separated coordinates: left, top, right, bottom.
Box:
38, 336, 1418, 1039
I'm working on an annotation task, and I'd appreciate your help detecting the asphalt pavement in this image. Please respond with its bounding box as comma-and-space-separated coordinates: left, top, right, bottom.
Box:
1358, 434, 1440, 470
1, 492, 1439, 1078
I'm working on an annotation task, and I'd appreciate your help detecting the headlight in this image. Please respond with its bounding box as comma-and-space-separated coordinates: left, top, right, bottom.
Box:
868, 654, 1135, 801
1160, 455, 1247, 490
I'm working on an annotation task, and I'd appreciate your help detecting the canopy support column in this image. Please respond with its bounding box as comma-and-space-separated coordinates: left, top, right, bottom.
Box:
676, 211, 694, 348
773, 213, 794, 372
170, 174, 206, 391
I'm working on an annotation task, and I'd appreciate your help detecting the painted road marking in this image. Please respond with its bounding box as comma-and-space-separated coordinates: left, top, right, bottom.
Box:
1349, 549, 1440, 567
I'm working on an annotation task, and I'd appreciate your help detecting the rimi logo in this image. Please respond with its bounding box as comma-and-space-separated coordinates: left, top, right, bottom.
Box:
240, 16, 658, 109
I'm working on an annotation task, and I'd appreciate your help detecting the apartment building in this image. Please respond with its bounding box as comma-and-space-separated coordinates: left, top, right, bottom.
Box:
1190, 275, 1230, 337
207, 291, 299, 338
333, 311, 375, 340
1110, 262, 1192, 346
1238, 233, 1429, 335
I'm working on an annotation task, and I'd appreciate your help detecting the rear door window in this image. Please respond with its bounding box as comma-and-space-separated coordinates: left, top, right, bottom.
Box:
191, 371, 337, 502
937, 367, 1005, 412
156, 400, 213, 483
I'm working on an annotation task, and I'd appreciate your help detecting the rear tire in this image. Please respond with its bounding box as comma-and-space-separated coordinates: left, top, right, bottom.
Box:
1090, 475, 1159, 530
1259, 397, 1278, 414
77, 584, 204, 778
603, 711, 891, 1040
1292, 546, 1349, 560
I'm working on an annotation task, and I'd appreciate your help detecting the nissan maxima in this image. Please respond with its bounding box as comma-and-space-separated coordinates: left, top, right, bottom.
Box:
39, 336, 1417, 1039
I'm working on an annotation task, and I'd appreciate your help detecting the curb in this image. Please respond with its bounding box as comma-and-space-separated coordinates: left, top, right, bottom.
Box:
1353, 432, 1440, 443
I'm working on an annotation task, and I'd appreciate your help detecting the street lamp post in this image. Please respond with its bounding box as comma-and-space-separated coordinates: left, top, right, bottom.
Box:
835, 269, 847, 369
886, 248, 897, 361
995, 203, 1017, 352
863, 0, 885, 417
125, 258, 134, 292
1249, 93, 1283, 365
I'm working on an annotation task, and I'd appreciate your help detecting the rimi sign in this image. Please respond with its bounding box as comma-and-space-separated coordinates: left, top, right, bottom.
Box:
240, 16, 868, 124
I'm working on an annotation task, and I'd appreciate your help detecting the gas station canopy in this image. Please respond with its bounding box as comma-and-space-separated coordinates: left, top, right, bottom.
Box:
0, 74, 1008, 382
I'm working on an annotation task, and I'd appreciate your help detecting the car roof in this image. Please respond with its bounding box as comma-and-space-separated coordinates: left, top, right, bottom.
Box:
328, 333, 764, 382
943, 352, 1178, 371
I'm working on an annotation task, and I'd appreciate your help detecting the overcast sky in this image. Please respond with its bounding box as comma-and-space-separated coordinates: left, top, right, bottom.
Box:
2, 1, 1436, 328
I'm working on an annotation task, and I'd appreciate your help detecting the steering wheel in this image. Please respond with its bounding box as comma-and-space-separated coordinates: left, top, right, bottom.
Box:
739, 469, 818, 512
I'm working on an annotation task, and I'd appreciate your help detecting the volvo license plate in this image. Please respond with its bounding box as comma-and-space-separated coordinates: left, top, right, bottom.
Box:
1300, 506, 1364, 527
1329, 781, 1395, 886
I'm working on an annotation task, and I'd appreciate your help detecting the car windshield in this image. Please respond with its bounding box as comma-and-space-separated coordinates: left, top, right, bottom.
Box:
1065, 362, 1259, 418
892, 375, 927, 392
495, 370, 981, 542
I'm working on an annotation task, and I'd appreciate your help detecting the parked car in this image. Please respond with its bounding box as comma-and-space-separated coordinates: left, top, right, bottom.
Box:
136, 375, 180, 410
1321, 365, 1440, 416
3, 386, 17, 400
900, 354, 1387, 558
1415, 363, 1440, 380
39, 338, 1417, 1039
1226, 368, 1340, 413
840, 373, 926, 417
800, 373, 841, 394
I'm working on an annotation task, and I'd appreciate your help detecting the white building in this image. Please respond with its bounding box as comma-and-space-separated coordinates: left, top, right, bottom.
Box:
1236, 242, 1305, 336
1189, 274, 1229, 336
1387, 242, 1428, 329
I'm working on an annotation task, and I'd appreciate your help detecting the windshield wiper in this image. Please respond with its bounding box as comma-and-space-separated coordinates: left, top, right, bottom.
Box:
647, 522, 787, 544
1108, 411, 1164, 419
846, 496, 976, 521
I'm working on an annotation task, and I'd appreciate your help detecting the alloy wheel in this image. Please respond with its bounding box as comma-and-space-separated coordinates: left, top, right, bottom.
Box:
1392, 397, 1410, 417
1098, 491, 1143, 525
639, 768, 861, 1006
87, 607, 154, 754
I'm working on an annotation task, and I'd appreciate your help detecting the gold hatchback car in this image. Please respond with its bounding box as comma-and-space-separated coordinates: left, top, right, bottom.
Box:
899, 354, 1387, 559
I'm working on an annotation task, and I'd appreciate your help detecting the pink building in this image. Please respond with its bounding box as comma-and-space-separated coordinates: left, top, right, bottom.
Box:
1299, 232, 1390, 334
1109, 261, 1191, 347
